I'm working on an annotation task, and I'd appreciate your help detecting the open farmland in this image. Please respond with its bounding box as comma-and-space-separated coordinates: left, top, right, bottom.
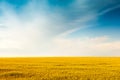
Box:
0, 57, 120, 80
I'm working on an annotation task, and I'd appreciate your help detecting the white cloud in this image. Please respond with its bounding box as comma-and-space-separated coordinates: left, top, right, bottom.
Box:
51, 36, 120, 56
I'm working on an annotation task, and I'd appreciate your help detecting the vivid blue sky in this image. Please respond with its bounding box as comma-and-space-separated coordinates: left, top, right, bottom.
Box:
0, 0, 120, 56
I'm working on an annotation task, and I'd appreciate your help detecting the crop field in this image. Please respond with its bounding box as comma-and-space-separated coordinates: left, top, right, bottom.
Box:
0, 57, 120, 80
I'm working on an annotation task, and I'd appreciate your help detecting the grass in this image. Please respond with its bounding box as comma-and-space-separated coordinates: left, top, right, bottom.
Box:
0, 57, 119, 80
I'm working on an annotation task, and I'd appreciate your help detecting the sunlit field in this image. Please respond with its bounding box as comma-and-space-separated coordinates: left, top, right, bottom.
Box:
0, 57, 120, 80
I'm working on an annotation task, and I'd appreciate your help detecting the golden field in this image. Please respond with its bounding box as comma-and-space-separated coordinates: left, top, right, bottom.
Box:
0, 57, 120, 80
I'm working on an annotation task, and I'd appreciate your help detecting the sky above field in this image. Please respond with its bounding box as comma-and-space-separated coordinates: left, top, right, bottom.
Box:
0, 0, 120, 57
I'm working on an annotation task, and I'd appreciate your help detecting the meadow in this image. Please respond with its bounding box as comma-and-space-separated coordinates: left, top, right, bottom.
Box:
0, 57, 120, 80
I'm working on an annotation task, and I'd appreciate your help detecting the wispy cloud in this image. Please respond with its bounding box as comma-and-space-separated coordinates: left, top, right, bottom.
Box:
99, 4, 120, 16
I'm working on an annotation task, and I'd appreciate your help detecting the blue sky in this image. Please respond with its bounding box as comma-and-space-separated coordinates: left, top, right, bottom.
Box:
0, 0, 120, 56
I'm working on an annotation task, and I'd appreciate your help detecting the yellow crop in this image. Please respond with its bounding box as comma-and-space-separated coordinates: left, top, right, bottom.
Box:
0, 57, 119, 80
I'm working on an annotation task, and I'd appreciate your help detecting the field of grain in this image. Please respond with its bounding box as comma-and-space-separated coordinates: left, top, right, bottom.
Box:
0, 57, 120, 80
